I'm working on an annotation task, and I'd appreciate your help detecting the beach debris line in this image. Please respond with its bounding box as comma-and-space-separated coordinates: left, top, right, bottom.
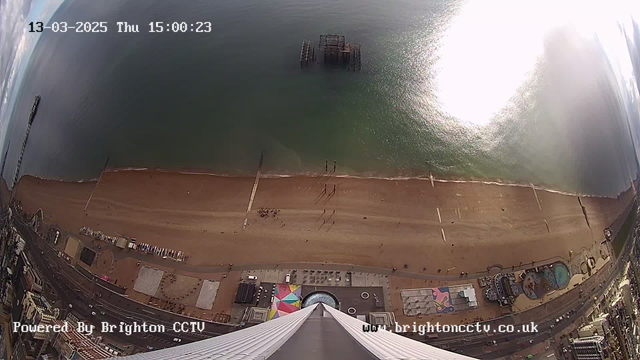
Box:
79, 227, 187, 262
80, 227, 126, 247
136, 241, 187, 263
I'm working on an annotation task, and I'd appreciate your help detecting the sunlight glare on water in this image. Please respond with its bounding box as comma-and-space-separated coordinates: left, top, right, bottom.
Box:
4, 0, 640, 196
434, 0, 547, 127
434, 0, 638, 128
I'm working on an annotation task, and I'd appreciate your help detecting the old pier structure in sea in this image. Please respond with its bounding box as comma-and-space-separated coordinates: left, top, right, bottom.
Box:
300, 34, 361, 71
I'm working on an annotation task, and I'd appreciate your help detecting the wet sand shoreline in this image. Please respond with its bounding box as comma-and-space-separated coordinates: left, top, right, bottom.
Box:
31, 166, 619, 198
13, 169, 635, 275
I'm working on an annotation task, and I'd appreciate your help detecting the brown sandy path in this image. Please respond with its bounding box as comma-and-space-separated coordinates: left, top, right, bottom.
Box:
14, 170, 633, 276
107, 257, 237, 321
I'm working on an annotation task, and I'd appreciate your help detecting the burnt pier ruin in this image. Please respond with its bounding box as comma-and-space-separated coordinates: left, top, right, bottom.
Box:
300, 34, 361, 71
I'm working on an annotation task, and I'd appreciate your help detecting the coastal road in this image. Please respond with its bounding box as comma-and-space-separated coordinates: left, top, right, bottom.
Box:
14, 193, 636, 358
15, 219, 174, 351
430, 214, 635, 358
418, 260, 611, 358
14, 217, 238, 352
80, 232, 568, 282
27, 215, 629, 358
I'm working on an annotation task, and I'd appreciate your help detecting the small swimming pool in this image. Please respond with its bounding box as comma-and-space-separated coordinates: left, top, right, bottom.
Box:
553, 262, 570, 289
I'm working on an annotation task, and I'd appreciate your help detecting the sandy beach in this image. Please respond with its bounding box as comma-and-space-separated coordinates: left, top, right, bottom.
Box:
14, 169, 634, 275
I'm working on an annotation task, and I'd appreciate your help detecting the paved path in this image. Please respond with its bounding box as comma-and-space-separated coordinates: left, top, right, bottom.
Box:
438, 208, 636, 358
88, 235, 568, 281
11, 195, 635, 358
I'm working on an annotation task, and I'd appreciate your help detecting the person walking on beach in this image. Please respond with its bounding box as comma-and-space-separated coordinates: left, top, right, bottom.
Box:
333, 160, 336, 172
325, 160, 328, 172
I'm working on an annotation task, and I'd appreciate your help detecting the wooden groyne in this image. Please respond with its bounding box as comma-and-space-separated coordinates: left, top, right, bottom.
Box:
84, 157, 110, 211
243, 151, 265, 229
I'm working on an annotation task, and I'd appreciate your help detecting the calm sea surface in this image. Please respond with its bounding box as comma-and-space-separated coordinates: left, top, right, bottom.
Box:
2, 0, 640, 196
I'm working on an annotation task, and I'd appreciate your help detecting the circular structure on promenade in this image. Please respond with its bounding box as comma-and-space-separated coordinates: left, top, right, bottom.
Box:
347, 307, 357, 315
361, 292, 370, 299
523, 262, 571, 299
302, 291, 339, 309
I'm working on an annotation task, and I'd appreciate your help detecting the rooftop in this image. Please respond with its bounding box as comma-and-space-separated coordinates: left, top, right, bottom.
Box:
51, 320, 112, 359
572, 335, 605, 344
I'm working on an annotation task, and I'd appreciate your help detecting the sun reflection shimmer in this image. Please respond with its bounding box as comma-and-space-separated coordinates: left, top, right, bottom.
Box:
433, 0, 638, 127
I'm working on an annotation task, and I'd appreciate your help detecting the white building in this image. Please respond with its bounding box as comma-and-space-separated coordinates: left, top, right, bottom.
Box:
571, 336, 606, 360
579, 314, 608, 337
22, 291, 55, 341
112, 304, 475, 360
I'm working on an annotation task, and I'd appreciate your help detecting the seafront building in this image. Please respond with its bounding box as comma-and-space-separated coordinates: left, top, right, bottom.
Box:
578, 315, 609, 338
0, 211, 129, 359
571, 336, 607, 360
21, 291, 56, 341
48, 319, 114, 359
115, 303, 473, 360
569, 242, 640, 360
1, 168, 639, 358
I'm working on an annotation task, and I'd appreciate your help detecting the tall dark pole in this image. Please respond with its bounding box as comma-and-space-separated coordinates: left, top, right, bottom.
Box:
12, 96, 40, 190
1, 141, 10, 180
0, 141, 8, 208
10, 96, 40, 206
84, 157, 110, 212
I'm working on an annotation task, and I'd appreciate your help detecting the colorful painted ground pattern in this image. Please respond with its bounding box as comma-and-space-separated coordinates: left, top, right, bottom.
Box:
268, 284, 302, 320
432, 287, 455, 313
